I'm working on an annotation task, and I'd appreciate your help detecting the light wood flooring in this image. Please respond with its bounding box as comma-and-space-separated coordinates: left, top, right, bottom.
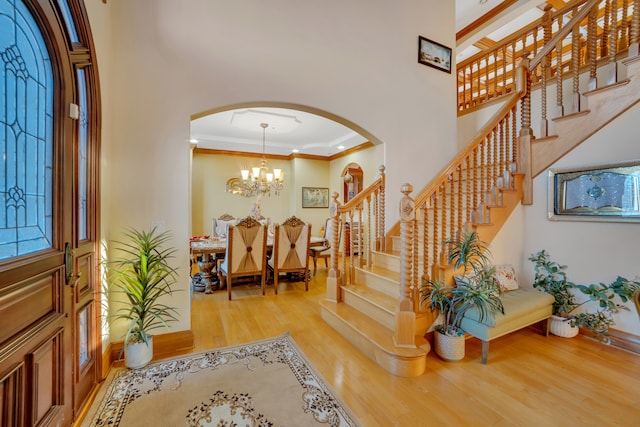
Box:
186, 267, 639, 427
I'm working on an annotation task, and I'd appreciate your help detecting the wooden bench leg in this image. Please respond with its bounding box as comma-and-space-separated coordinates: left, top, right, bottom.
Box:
481, 340, 489, 364
543, 317, 551, 336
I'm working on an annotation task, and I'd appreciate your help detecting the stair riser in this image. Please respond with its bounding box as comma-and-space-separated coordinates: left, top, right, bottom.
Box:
355, 269, 398, 297
343, 288, 395, 330
320, 306, 427, 377
371, 251, 399, 272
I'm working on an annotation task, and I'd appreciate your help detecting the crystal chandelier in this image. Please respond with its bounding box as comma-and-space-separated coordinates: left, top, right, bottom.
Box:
227, 123, 283, 197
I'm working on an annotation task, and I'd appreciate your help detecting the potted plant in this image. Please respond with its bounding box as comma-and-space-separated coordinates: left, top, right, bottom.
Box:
108, 227, 180, 368
529, 250, 639, 342
421, 230, 504, 361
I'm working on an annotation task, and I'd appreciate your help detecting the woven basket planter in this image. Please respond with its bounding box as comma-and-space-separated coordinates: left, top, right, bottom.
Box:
550, 315, 579, 338
434, 330, 465, 362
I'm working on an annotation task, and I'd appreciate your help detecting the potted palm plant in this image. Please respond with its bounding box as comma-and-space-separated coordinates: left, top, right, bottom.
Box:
529, 250, 639, 342
108, 227, 180, 368
421, 230, 504, 361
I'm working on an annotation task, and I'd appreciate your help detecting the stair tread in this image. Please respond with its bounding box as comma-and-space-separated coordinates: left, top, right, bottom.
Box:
358, 264, 400, 281
343, 283, 397, 313
319, 300, 428, 358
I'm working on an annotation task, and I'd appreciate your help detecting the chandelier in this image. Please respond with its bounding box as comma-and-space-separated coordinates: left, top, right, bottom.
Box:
226, 123, 284, 197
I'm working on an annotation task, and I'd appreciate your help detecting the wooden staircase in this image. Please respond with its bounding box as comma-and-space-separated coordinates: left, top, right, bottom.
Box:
320, 0, 640, 377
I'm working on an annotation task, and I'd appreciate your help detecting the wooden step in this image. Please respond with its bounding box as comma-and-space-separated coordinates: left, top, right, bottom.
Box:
319, 300, 429, 377
342, 283, 396, 330
371, 250, 400, 272
355, 265, 399, 297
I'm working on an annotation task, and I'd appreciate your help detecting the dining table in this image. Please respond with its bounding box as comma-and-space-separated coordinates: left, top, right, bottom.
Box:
190, 235, 327, 293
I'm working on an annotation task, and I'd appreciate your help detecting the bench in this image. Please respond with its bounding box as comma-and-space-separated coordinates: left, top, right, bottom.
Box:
459, 287, 554, 364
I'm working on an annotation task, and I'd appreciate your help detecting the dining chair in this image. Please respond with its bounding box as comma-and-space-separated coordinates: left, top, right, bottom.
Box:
309, 217, 341, 276
213, 213, 237, 238
218, 216, 267, 300
267, 216, 311, 293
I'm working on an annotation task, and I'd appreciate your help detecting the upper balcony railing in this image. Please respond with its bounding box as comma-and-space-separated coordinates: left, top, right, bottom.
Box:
457, 0, 638, 114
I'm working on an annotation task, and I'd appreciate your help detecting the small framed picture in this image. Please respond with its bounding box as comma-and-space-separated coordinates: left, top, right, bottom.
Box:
302, 187, 329, 208
418, 36, 452, 74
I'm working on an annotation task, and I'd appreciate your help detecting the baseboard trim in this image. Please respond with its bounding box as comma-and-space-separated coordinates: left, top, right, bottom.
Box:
579, 327, 640, 355
108, 330, 195, 366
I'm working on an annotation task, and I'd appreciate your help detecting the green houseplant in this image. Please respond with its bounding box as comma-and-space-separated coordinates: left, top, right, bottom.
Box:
529, 250, 639, 342
421, 230, 504, 361
108, 227, 180, 368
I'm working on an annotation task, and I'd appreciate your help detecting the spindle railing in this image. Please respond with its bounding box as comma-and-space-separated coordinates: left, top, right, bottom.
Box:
458, 0, 637, 115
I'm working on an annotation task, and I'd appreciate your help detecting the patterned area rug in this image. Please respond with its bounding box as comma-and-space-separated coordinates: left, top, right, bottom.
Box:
82, 333, 361, 427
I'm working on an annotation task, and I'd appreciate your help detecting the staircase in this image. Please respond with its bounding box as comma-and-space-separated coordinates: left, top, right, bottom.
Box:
320, 0, 640, 377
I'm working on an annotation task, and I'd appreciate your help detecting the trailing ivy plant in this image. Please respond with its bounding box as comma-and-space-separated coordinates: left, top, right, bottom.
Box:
529, 250, 640, 342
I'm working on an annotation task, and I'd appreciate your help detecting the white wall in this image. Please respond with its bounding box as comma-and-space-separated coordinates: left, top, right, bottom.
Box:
87, 0, 457, 341
519, 102, 640, 335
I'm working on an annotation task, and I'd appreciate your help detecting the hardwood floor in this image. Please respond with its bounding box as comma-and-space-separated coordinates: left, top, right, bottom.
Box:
189, 268, 639, 426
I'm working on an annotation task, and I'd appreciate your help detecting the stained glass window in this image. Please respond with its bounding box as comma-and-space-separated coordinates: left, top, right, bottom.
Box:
0, 0, 54, 259
78, 305, 89, 367
77, 68, 87, 241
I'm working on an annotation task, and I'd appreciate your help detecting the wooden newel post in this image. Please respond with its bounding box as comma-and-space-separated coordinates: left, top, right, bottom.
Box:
326, 192, 342, 302
395, 184, 416, 349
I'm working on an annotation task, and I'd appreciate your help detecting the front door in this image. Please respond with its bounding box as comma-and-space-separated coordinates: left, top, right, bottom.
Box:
0, 0, 101, 425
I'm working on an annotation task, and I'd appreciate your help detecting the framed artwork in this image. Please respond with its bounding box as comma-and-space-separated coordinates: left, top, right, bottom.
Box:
548, 160, 640, 222
418, 36, 452, 73
302, 187, 329, 208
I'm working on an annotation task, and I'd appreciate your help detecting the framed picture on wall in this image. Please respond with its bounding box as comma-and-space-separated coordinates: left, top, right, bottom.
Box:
302, 187, 329, 208
548, 160, 640, 222
418, 36, 452, 73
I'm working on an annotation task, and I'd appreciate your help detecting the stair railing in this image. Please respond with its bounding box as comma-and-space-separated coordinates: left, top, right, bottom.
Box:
325, 166, 386, 302
458, 0, 638, 115
391, 60, 529, 347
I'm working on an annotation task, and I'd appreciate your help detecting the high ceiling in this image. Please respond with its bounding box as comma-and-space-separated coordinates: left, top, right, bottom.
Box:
191, 0, 551, 158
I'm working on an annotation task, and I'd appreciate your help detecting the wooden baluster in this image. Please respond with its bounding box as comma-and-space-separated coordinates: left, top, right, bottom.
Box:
473, 146, 479, 223
433, 191, 439, 272
466, 156, 472, 226
500, 118, 506, 187
511, 105, 517, 171
480, 139, 487, 223
573, 20, 582, 114
502, 45, 507, 93
357, 205, 364, 269
621, 0, 630, 51
342, 214, 348, 284
607, 0, 618, 84
485, 57, 490, 101
447, 174, 456, 236
603, 0, 611, 58
422, 202, 429, 283
588, 4, 598, 90
540, 4, 552, 137
366, 195, 371, 269
326, 192, 342, 302
493, 127, 499, 202
457, 165, 463, 232
630, 0, 639, 57
379, 165, 386, 252
493, 50, 499, 98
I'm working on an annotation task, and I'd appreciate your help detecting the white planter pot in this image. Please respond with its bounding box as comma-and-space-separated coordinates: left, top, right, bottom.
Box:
550, 315, 579, 338
124, 336, 154, 369
434, 330, 465, 362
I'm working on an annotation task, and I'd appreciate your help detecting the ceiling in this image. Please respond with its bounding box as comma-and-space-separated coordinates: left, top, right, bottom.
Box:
191, 0, 550, 158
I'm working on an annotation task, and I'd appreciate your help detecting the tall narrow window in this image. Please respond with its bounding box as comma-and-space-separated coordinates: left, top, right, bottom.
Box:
77, 68, 88, 240
0, 0, 54, 260
57, 0, 80, 44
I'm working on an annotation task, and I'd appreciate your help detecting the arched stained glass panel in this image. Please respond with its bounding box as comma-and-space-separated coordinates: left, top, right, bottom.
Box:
0, 0, 54, 260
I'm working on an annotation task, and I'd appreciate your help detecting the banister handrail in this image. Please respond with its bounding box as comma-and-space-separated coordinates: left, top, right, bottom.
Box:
530, 0, 600, 69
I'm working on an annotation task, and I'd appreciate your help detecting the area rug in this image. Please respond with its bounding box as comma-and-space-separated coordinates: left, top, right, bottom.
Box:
82, 333, 361, 427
